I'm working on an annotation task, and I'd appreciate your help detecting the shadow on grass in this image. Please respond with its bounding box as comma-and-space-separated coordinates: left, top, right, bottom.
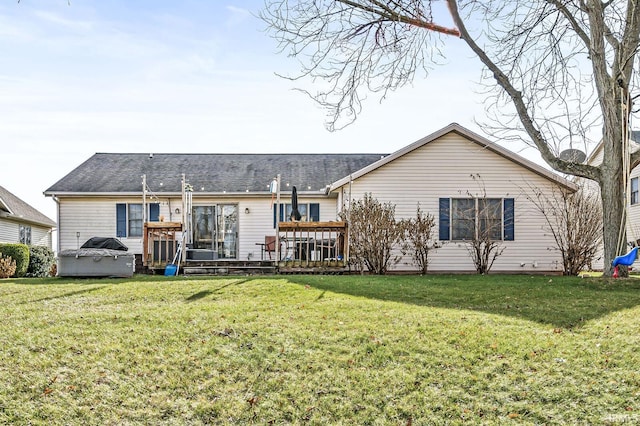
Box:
22, 285, 108, 304
6, 276, 134, 286
185, 278, 254, 302
285, 274, 640, 329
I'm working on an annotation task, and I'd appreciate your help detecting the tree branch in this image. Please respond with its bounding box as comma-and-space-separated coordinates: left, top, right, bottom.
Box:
447, 0, 600, 182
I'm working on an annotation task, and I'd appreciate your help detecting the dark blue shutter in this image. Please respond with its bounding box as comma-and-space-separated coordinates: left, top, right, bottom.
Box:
116, 204, 127, 237
309, 203, 320, 221
439, 198, 450, 241
149, 203, 160, 222
273, 203, 277, 228
273, 203, 285, 228
504, 198, 514, 241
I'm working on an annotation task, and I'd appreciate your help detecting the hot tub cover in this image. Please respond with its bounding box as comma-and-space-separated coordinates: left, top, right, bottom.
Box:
80, 237, 128, 251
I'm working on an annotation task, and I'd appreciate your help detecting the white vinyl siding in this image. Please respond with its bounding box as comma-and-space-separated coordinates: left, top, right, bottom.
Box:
0, 219, 17, 243
0, 219, 52, 249
336, 132, 565, 273
31, 225, 52, 248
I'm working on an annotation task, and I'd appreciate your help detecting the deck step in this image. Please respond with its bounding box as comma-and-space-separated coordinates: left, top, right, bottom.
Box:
182, 265, 277, 276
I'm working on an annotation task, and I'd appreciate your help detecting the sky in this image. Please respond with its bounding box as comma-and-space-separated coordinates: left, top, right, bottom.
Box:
0, 0, 545, 222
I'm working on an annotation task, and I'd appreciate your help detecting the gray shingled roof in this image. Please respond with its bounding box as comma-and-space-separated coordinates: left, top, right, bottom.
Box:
0, 185, 56, 227
45, 153, 386, 194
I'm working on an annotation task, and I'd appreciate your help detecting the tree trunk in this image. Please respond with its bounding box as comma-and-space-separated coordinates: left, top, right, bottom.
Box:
600, 123, 627, 277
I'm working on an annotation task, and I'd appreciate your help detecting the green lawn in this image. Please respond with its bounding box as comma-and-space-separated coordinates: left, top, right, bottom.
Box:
1, 274, 640, 425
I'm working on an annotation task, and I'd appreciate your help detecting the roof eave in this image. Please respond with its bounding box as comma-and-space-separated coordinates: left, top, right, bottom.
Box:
46, 191, 334, 198
0, 212, 56, 229
0, 197, 14, 215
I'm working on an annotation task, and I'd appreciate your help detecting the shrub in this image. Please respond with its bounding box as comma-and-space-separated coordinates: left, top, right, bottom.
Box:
339, 193, 404, 274
400, 204, 438, 274
528, 186, 602, 276
27, 246, 56, 277
0, 243, 29, 277
0, 254, 16, 279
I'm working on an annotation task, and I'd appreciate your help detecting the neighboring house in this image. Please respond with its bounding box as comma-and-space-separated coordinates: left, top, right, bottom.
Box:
45, 123, 576, 273
581, 132, 640, 270
0, 185, 56, 249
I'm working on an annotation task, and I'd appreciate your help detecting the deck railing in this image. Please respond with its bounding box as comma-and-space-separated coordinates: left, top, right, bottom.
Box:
277, 221, 348, 269
143, 222, 183, 267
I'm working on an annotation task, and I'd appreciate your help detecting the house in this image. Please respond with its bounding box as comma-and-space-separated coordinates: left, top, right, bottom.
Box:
0, 185, 56, 249
45, 123, 576, 273
581, 132, 640, 270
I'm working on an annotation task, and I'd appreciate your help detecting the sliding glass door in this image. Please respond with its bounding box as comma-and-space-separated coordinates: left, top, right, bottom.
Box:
192, 204, 238, 259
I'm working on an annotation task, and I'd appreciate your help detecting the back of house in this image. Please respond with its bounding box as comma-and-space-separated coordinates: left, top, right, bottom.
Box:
45, 123, 575, 274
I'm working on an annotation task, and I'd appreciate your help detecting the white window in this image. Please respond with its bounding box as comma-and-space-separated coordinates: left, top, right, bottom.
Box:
451, 198, 503, 241
19, 225, 31, 245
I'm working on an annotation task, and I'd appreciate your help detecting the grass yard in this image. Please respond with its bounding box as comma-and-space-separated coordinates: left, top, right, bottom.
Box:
1, 274, 640, 425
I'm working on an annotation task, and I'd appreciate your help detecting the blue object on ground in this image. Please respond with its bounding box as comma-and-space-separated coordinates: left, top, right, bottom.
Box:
164, 264, 178, 276
612, 246, 639, 267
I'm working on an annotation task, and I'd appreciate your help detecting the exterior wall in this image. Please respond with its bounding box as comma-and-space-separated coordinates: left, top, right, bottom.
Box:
0, 218, 52, 249
31, 225, 52, 248
336, 132, 565, 273
56, 195, 339, 262
0, 218, 18, 243
57, 197, 132, 252
628, 166, 640, 241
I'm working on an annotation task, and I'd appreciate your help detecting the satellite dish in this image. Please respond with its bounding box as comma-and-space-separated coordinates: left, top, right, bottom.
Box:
559, 148, 586, 163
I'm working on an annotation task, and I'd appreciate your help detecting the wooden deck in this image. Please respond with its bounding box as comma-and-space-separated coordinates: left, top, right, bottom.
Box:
277, 221, 348, 272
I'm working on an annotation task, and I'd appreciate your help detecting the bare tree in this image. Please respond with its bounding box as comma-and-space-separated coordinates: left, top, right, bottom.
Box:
400, 204, 438, 274
261, 0, 640, 276
457, 176, 506, 274
339, 193, 404, 274
528, 186, 603, 275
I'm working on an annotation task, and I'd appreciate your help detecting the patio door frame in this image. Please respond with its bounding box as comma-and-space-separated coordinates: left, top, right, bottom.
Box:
192, 203, 238, 259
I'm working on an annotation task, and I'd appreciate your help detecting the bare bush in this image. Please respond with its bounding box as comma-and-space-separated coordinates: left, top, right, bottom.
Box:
461, 198, 505, 275
340, 193, 404, 274
0, 254, 16, 279
400, 204, 438, 274
528, 186, 602, 276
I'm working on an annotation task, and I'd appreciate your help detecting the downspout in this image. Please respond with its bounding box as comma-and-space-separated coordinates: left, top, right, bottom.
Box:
52, 195, 61, 254
346, 174, 352, 267
275, 174, 281, 263
142, 174, 147, 226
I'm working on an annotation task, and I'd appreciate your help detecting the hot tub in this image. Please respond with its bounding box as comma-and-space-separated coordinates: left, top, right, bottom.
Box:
58, 248, 135, 278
